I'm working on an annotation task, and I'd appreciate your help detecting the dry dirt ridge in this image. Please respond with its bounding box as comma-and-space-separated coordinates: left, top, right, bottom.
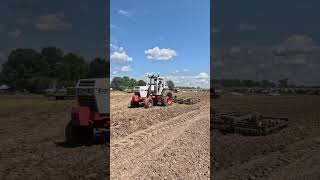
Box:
111, 92, 210, 179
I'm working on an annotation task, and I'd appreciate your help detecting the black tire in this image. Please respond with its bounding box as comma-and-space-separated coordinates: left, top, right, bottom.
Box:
248, 112, 263, 126
161, 90, 173, 106
144, 98, 154, 108
129, 100, 138, 108
65, 121, 93, 145
225, 118, 235, 132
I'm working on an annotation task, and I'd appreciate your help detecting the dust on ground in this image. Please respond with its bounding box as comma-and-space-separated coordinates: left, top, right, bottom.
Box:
212, 94, 320, 180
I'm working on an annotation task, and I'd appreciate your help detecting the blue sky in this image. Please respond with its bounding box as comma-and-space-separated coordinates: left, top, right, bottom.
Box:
0, 0, 106, 61
213, 0, 320, 85
2, 0, 320, 86
110, 0, 210, 88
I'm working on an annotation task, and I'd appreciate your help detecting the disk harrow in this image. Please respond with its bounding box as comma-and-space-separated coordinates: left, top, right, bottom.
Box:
211, 112, 288, 136
173, 96, 201, 105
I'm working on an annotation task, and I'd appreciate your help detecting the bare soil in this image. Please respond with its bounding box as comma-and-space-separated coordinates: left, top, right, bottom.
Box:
212, 94, 320, 180
111, 91, 210, 179
0, 94, 109, 180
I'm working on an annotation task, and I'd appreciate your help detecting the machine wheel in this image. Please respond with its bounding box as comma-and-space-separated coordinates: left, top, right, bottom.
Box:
161, 90, 173, 106
65, 121, 93, 145
144, 98, 154, 108
248, 112, 263, 127
129, 100, 138, 108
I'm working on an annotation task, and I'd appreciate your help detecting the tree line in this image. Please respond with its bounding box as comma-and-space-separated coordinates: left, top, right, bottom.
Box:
111, 76, 175, 91
0, 47, 108, 93
212, 78, 295, 88
111, 76, 146, 91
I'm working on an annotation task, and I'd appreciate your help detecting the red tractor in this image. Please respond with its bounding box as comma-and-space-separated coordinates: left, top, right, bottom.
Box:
65, 78, 109, 144
130, 74, 173, 108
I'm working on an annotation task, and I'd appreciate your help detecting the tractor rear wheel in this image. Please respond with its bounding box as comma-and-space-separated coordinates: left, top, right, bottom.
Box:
144, 98, 154, 108
161, 90, 173, 106
65, 121, 93, 145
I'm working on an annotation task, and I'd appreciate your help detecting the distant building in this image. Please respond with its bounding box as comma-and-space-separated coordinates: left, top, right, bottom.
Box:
0, 84, 10, 93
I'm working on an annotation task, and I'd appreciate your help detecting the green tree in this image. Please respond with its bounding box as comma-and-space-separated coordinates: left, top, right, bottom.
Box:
0, 47, 111, 93
278, 78, 288, 88
136, 80, 146, 86
167, 80, 175, 90
57, 53, 89, 86
261, 80, 275, 87
40, 47, 64, 77
111, 77, 123, 90
88, 58, 108, 78
128, 78, 137, 88
1, 48, 42, 91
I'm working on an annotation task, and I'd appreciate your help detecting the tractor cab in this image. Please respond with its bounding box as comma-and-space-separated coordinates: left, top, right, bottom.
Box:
147, 74, 168, 96
130, 74, 173, 108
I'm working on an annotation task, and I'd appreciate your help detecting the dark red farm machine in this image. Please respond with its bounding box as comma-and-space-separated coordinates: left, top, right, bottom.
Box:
211, 112, 288, 136
129, 74, 174, 108
65, 78, 109, 144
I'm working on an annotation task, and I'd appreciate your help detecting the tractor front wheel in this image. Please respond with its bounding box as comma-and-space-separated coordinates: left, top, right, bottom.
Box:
144, 98, 154, 108
65, 121, 93, 145
129, 100, 138, 108
161, 90, 173, 106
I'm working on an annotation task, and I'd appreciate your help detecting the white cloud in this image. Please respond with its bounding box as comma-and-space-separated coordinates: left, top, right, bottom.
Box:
8, 29, 22, 39
118, 9, 133, 17
272, 35, 320, 65
197, 72, 210, 80
144, 72, 154, 76
239, 24, 256, 31
111, 24, 120, 29
274, 35, 319, 55
120, 65, 133, 72
110, 48, 133, 62
110, 43, 119, 51
161, 71, 210, 88
110, 40, 125, 52
183, 69, 189, 72
144, 47, 177, 60
112, 71, 118, 74
230, 47, 241, 53
274, 54, 307, 65
35, 12, 72, 31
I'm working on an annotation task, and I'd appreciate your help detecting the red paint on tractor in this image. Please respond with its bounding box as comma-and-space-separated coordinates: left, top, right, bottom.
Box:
132, 95, 140, 102
166, 96, 172, 105
71, 107, 109, 128
71, 107, 90, 126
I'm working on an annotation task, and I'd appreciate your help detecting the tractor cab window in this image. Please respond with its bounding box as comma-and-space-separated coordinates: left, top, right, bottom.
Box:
151, 79, 157, 85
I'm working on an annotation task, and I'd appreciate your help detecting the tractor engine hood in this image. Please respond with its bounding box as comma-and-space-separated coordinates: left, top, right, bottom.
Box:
133, 86, 148, 92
